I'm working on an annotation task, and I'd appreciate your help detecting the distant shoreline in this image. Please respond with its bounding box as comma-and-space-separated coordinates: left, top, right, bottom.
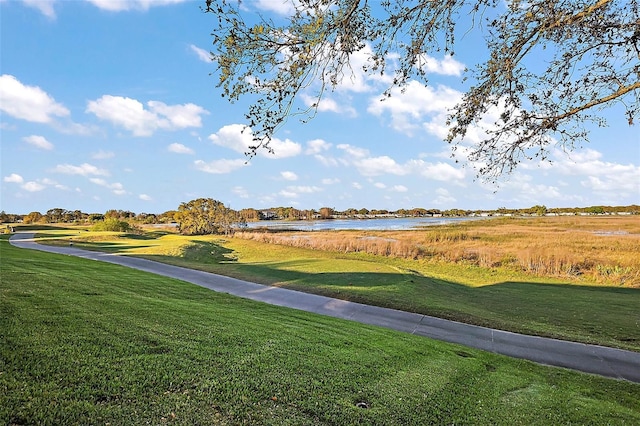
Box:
242, 216, 488, 231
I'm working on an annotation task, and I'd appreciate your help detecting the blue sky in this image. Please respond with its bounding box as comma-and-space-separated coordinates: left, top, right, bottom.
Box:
1, 0, 638, 215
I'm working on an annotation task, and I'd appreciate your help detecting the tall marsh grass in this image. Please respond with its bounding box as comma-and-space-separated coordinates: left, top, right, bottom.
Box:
234, 217, 640, 286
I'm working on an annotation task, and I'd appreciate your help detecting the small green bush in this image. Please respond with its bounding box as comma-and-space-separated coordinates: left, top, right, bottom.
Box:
91, 218, 131, 232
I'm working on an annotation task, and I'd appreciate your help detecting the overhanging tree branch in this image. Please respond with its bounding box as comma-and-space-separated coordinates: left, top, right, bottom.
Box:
204, 0, 639, 179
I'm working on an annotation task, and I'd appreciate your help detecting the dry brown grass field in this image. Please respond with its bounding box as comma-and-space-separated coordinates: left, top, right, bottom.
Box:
234, 216, 640, 287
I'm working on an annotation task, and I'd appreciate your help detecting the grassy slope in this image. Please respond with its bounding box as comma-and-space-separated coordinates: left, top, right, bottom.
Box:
41, 228, 640, 351
2, 237, 639, 425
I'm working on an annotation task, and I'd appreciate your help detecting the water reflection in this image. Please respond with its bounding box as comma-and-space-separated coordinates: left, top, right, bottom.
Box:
243, 217, 487, 231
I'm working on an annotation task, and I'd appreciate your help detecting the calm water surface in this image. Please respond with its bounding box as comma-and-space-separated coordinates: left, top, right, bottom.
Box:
243, 216, 487, 231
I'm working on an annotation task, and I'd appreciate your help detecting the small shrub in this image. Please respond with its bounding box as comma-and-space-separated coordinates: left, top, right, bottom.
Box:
91, 218, 131, 232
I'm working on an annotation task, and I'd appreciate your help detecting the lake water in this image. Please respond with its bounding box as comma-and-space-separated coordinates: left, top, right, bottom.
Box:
243, 216, 487, 231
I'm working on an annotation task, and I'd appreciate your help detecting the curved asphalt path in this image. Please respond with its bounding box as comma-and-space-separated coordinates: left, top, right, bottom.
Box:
9, 232, 640, 383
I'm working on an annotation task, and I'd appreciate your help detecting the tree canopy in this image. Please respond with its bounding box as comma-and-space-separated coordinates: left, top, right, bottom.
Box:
176, 198, 238, 235
204, 0, 639, 180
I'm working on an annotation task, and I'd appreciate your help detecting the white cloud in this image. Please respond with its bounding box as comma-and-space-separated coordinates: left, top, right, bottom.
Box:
301, 94, 357, 116
343, 152, 466, 183
274, 185, 322, 200
86, 0, 188, 12
40, 178, 69, 191
280, 171, 298, 181
232, 186, 249, 198
22, 0, 56, 18
194, 159, 248, 174
90, 178, 126, 195
4, 173, 24, 184
19, 0, 188, 15
582, 174, 640, 194
209, 124, 302, 158
189, 44, 212, 62
419, 54, 465, 76
53, 163, 109, 176
322, 178, 340, 184
336, 144, 369, 159
279, 189, 298, 198
333, 44, 383, 94
0, 75, 69, 123
86, 95, 207, 136
433, 188, 456, 206
556, 148, 637, 177
209, 124, 254, 153
287, 185, 322, 194
415, 160, 466, 182
352, 182, 363, 189
253, 0, 295, 15
306, 139, 332, 154
547, 148, 640, 195
167, 142, 194, 154
92, 150, 115, 160
314, 154, 339, 167
269, 137, 303, 158
139, 194, 152, 201
86, 96, 159, 136
147, 101, 207, 129
354, 156, 409, 177
368, 81, 461, 135
391, 185, 408, 192
23, 135, 54, 150
374, 182, 386, 189
54, 121, 96, 136
21, 181, 46, 192
5, 176, 66, 192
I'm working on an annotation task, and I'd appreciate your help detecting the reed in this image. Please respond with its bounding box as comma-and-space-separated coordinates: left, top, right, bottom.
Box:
234, 216, 640, 286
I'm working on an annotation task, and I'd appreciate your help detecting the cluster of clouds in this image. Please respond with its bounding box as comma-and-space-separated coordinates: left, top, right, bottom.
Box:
6, 0, 190, 19
86, 95, 208, 137
2, 0, 638, 210
3, 64, 638, 206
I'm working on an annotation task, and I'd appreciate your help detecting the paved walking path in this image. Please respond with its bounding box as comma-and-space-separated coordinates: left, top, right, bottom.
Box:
9, 233, 640, 383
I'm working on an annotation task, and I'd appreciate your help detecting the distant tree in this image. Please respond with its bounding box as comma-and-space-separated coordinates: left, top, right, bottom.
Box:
158, 210, 179, 223
302, 209, 316, 220
104, 209, 136, 220
23, 211, 44, 224
288, 207, 302, 220
239, 208, 260, 221
205, 0, 639, 180
587, 205, 605, 214
46, 208, 66, 223
443, 209, 468, 217
72, 210, 86, 222
530, 205, 548, 216
88, 213, 105, 222
0, 211, 9, 223
137, 213, 158, 224
319, 207, 334, 219
176, 198, 237, 235
343, 208, 359, 217
104, 210, 119, 220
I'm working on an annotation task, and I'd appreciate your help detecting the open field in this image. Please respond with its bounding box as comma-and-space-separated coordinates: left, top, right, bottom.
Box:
2, 236, 639, 424
29, 216, 640, 352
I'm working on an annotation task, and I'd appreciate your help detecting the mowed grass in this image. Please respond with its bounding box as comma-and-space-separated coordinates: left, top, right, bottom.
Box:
38, 227, 640, 351
2, 237, 640, 425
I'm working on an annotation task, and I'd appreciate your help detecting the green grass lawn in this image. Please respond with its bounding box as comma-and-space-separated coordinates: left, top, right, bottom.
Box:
37, 229, 640, 352
2, 236, 639, 425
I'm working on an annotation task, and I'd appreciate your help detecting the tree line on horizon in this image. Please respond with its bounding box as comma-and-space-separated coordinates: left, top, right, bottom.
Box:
1, 201, 639, 235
